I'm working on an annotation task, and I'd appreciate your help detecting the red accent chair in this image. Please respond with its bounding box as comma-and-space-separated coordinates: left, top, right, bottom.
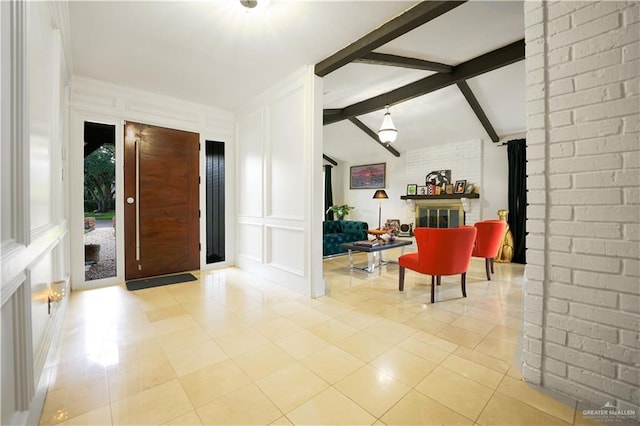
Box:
472, 220, 507, 280
398, 226, 477, 303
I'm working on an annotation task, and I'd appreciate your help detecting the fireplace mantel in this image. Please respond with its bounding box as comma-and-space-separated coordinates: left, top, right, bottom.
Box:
400, 193, 480, 200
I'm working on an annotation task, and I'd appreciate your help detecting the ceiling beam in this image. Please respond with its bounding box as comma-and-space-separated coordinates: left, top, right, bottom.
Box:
348, 117, 401, 158
456, 80, 499, 142
324, 39, 524, 125
323, 154, 338, 166
354, 52, 452, 73
314, 1, 467, 77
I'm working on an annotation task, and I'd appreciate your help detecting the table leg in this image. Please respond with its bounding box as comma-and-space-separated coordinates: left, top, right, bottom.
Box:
348, 249, 354, 270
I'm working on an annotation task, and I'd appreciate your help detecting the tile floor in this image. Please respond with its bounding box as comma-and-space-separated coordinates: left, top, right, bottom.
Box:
39, 252, 605, 425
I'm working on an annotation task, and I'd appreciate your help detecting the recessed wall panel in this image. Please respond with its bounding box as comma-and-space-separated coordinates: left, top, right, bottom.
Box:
237, 111, 263, 218
237, 223, 262, 262
269, 87, 304, 219
267, 226, 304, 275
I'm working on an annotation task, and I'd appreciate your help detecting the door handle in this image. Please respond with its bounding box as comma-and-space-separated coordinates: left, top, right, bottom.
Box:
135, 139, 141, 261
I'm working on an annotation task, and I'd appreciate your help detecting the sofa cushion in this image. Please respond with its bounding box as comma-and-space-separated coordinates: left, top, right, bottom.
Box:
323, 220, 342, 234
339, 220, 368, 238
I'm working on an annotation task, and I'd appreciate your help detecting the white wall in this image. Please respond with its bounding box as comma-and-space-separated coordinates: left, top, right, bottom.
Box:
330, 138, 509, 229
523, 1, 640, 420
1, 2, 71, 425
235, 66, 324, 297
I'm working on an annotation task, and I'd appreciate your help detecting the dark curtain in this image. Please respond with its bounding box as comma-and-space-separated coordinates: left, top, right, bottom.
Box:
324, 165, 334, 221
507, 139, 527, 264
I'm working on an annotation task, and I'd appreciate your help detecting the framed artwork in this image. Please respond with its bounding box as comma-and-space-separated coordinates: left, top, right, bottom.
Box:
350, 163, 386, 189
454, 180, 467, 194
445, 183, 454, 194
417, 185, 428, 195
406, 184, 417, 195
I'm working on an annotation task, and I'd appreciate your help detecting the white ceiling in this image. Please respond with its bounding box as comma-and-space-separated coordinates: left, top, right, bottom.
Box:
68, 0, 526, 161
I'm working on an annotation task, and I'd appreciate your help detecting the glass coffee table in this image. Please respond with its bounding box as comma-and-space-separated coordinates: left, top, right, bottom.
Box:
340, 239, 413, 273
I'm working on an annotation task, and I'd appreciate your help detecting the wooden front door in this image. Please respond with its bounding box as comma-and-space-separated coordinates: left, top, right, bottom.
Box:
124, 121, 200, 280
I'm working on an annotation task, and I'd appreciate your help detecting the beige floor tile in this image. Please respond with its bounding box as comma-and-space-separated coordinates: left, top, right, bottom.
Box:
286, 387, 376, 425
506, 364, 524, 380
453, 346, 511, 375
285, 308, 331, 328
148, 315, 200, 338
301, 345, 364, 384
275, 330, 330, 360
407, 315, 451, 334
398, 336, 451, 364
196, 383, 282, 425
475, 336, 518, 363
334, 330, 395, 362
496, 376, 576, 423
214, 327, 270, 356
437, 325, 489, 349
110, 379, 193, 425
166, 341, 228, 377
256, 363, 329, 412
381, 390, 474, 425
378, 305, 419, 322
270, 415, 294, 425
179, 359, 251, 408
370, 347, 438, 387
254, 317, 305, 341
162, 410, 203, 425
416, 366, 494, 421
336, 310, 382, 329
451, 316, 498, 335
440, 354, 505, 389
232, 342, 296, 380
308, 318, 359, 343
412, 331, 460, 353
334, 364, 411, 418
145, 304, 188, 322
59, 404, 112, 426
157, 325, 212, 354
40, 376, 111, 425
107, 353, 178, 401
362, 319, 416, 345
200, 315, 250, 339
477, 392, 571, 425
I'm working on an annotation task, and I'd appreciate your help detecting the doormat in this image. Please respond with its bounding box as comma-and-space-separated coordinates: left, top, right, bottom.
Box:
126, 273, 197, 291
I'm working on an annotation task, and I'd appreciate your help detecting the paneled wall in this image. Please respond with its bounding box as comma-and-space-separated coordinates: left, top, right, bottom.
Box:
235, 67, 324, 297
523, 1, 639, 420
1, 2, 71, 425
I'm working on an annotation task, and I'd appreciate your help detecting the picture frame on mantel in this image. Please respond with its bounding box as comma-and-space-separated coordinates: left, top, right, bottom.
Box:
350, 163, 386, 189
406, 184, 417, 195
454, 180, 467, 194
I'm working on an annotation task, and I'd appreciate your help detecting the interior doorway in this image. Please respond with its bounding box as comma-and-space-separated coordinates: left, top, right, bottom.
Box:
123, 121, 200, 280
83, 122, 117, 281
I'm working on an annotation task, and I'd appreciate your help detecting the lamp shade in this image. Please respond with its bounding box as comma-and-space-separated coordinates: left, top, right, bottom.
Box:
373, 189, 389, 199
378, 106, 397, 144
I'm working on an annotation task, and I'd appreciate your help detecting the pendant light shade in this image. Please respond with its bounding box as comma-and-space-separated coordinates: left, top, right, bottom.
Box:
378, 105, 397, 144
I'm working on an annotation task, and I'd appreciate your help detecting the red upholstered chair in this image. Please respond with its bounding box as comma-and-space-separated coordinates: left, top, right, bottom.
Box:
472, 220, 507, 281
398, 226, 477, 303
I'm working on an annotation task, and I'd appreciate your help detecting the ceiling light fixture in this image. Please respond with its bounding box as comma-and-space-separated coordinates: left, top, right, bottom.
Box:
378, 105, 397, 144
239, 0, 258, 8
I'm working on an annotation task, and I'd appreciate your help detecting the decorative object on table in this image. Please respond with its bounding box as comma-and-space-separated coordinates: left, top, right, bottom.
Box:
425, 170, 451, 192
495, 209, 514, 263
398, 223, 413, 237
326, 204, 354, 220
383, 219, 400, 241
406, 184, 417, 195
445, 183, 454, 194
367, 229, 388, 241
377, 105, 398, 144
350, 163, 386, 189
372, 189, 389, 229
464, 183, 475, 194
427, 182, 437, 195
454, 180, 467, 194
417, 185, 428, 195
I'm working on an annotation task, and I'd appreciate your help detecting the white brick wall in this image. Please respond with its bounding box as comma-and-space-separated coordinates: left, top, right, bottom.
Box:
524, 1, 640, 420
405, 139, 482, 224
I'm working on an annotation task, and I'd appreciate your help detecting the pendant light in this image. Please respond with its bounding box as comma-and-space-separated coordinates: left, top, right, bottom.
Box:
378, 105, 397, 144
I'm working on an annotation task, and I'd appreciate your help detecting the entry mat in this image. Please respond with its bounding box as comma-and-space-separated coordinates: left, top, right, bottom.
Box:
126, 273, 197, 291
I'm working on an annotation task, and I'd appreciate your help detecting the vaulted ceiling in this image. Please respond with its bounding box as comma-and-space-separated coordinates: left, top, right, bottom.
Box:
68, 1, 525, 162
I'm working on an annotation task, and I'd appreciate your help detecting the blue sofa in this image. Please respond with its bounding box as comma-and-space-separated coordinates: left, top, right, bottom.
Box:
323, 220, 369, 256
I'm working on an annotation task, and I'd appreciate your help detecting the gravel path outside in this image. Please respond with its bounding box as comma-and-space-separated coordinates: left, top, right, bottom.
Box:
84, 224, 116, 281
